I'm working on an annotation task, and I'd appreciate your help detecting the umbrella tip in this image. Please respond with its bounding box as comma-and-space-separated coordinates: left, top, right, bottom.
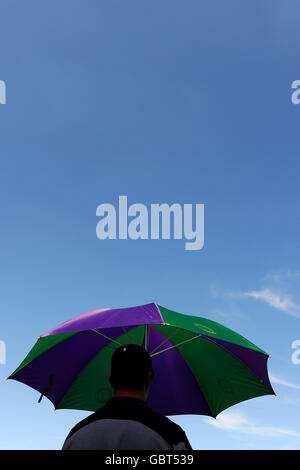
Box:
269, 355, 272, 358
37, 337, 41, 340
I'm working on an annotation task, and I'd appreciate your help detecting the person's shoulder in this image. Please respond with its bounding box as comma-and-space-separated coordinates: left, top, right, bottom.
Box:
146, 405, 183, 431
143, 403, 190, 446
63, 398, 192, 450
64, 404, 108, 442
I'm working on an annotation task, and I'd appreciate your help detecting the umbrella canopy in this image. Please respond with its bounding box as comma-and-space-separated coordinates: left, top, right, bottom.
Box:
8, 303, 275, 417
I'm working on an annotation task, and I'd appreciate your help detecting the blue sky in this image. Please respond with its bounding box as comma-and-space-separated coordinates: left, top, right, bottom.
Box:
1, 0, 300, 449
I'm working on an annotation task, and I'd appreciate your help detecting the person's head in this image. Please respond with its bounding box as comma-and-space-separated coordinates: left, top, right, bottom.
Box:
109, 344, 155, 401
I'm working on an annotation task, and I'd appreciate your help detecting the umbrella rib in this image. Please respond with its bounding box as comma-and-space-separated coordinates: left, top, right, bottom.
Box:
150, 334, 202, 357
149, 328, 180, 355
55, 326, 141, 410
141, 324, 151, 350
171, 336, 215, 418
91, 329, 123, 346
121, 327, 136, 344
202, 336, 275, 394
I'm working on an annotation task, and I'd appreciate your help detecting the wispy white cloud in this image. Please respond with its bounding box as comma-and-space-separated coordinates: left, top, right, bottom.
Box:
209, 282, 244, 300
212, 270, 300, 315
262, 270, 300, 284
210, 270, 300, 322
243, 288, 300, 318
209, 283, 245, 322
205, 410, 300, 438
269, 374, 300, 390
210, 308, 243, 321
209, 283, 222, 298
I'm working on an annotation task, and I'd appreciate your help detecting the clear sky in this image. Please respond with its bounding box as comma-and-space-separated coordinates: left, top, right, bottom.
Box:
1, 0, 300, 450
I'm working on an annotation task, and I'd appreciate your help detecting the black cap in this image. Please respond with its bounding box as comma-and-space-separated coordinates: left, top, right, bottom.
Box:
110, 344, 154, 390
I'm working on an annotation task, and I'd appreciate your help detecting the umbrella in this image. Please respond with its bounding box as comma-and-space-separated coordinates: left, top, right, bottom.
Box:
7, 303, 275, 418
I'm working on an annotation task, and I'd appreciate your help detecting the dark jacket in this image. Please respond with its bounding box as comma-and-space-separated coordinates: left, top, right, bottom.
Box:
62, 396, 192, 450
